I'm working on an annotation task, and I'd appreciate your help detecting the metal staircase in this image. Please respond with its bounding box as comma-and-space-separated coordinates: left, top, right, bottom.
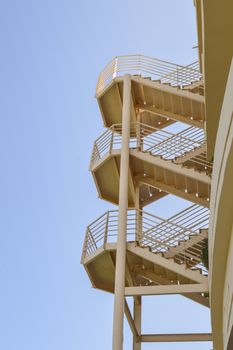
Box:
82, 204, 209, 272
82, 55, 212, 349
90, 121, 212, 207
96, 55, 205, 130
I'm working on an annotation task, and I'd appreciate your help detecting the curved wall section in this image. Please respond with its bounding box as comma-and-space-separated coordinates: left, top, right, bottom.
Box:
209, 58, 233, 350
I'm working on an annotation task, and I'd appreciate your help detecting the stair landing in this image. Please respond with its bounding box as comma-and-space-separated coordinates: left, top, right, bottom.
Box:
82, 242, 209, 308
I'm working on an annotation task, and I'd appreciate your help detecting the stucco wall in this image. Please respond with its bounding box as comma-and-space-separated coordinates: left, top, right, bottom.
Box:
209, 58, 233, 350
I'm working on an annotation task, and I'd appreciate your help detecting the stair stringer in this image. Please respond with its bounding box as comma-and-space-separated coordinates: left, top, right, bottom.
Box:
130, 149, 211, 185
164, 229, 208, 259
133, 265, 209, 308
127, 243, 208, 284
173, 145, 207, 164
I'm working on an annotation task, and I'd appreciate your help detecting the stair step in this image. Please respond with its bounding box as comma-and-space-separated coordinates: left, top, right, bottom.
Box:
154, 252, 163, 257
134, 244, 208, 283
191, 268, 203, 274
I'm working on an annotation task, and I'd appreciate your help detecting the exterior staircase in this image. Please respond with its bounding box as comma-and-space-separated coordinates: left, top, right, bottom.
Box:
82, 54, 212, 348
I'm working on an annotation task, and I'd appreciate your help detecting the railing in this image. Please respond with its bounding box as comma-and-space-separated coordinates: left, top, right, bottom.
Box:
142, 124, 205, 159
81, 204, 209, 272
91, 124, 136, 164
96, 55, 202, 95
90, 122, 208, 168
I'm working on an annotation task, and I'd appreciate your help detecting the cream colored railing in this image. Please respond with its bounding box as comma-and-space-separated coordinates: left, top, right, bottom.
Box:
90, 122, 212, 173
96, 55, 202, 95
81, 204, 209, 273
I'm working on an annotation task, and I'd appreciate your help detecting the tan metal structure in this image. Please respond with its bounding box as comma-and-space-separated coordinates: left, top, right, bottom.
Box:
82, 55, 213, 349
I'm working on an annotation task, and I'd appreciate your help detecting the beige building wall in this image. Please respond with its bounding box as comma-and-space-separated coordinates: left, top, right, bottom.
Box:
209, 59, 233, 350
195, 0, 233, 159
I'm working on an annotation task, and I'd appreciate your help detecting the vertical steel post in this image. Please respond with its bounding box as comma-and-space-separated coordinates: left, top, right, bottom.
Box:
133, 296, 141, 350
135, 186, 142, 242
112, 75, 131, 350
133, 186, 142, 350
136, 110, 142, 151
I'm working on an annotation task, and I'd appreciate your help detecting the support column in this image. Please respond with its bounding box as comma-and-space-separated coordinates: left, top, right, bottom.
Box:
136, 110, 142, 151
133, 296, 141, 350
134, 185, 142, 350
112, 75, 131, 350
135, 186, 142, 242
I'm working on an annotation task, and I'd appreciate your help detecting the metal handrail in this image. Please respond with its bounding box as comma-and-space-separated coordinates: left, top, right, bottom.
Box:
96, 54, 202, 95
81, 205, 209, 272
90, 122, 212, 173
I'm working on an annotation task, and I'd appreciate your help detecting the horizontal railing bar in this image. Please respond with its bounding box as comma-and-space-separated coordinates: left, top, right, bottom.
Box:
91, 122, 208, 167
96, 55, 201, 94
171, 209, 209, 226
82, 206, 209, 272
113, 55, 192, 69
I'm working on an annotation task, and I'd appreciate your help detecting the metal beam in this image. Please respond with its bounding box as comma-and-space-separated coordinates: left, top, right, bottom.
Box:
140, 189, 167, 207
124, 299, 139, 339
129, 76, 205, 103
133, 296, 141, 350
136, 175, 209, 208
130, 149, 211, 185
139, 333, 213, 343
133, 265, 209, 308
125, 284, 209, 296
136, 103, 203, 128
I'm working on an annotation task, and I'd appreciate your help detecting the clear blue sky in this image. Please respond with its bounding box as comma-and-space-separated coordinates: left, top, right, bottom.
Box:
0, 1, 212, 349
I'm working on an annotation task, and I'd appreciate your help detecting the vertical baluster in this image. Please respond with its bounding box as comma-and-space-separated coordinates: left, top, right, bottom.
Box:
81, 227, 90, 262
113, 57, 118, 79
104, 212, 109, 249
110, 127, 114, 152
